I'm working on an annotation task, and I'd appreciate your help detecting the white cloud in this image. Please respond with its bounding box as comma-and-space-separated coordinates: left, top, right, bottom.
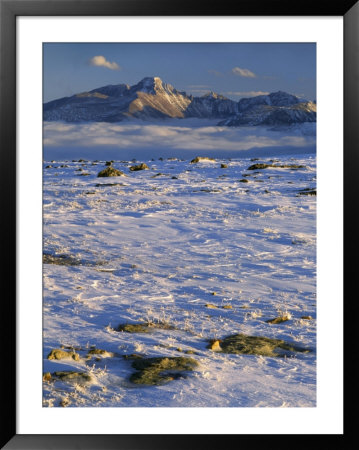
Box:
226, 91, 270, 98
43, 120, 316, 155
232, 67, 257, 78
188, 89, 212, 95
90, 55, 120, 71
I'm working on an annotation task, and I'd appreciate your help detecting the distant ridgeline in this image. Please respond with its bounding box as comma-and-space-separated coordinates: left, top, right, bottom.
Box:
43, 76, 316, 126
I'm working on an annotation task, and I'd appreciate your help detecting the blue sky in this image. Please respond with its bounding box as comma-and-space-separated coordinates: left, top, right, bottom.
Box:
43, 43, 316, 103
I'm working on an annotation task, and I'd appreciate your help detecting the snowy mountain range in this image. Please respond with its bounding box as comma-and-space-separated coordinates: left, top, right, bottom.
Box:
43, 76, 316, 126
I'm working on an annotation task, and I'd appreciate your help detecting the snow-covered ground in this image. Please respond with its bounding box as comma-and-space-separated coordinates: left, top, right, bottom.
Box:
42, 152, 316, 408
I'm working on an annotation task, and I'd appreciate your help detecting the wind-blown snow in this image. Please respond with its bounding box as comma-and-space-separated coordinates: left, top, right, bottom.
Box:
43, 153, 316, 408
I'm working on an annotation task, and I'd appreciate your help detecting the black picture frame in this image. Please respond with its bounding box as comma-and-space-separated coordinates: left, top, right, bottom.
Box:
1, 0, 356, 448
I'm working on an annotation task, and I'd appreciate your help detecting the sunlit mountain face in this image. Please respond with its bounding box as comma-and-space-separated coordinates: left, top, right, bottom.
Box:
43, 76, 316, 126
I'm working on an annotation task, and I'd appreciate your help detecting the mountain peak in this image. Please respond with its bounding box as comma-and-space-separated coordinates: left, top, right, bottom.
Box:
268, 91, 299, 106
141, 76, 162, 84
133, 76, 164, 93
201, 91, 227, 100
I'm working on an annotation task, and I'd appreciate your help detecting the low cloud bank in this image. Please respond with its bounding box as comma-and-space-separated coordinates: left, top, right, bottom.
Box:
43, 120, 316, 160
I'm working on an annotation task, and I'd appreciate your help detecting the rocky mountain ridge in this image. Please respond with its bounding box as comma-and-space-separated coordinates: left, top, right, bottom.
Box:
44, 76, 316, 126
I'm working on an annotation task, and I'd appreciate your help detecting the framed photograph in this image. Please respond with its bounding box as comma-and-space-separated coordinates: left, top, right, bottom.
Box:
1, 0, 356, 448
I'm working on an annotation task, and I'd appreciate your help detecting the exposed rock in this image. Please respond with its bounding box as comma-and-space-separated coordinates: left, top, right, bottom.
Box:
43, 372, 52, 382
212, 333, 311, 357
205, 303, 218, 309
115, 323, 151, 333
122, 353, 145, 360
248, 163, 306, 170
53, 371, 92, 382
247, 163, 270, 170
130, 356, 199, 385
266, 315, 291, 324
298, 188, 316, 196
129, 163, 149, 171
97, 167, 125, 177
43, 253, 81, 266
221, 163, 228, 168
116, 321, 175, 333
47, 349, 80, 361
87, 348, 115, 357
284, 164, 306, 169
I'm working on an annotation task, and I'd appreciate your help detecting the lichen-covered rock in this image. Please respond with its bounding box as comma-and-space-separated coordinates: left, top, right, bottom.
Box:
53, 371, 92, 382
97, 167, 124, 177
248, 163, 306, 171
87, 348, 115, 357
210, 333, 311, 357
43, 372, 52, 382
129, 163, 149, 171
43, 253, 81, 266
247, 163, 270, 170
115, 323, 151, 333
47, 349, 80, 361
122, 353, 145, 360
130, 356, 199, 385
